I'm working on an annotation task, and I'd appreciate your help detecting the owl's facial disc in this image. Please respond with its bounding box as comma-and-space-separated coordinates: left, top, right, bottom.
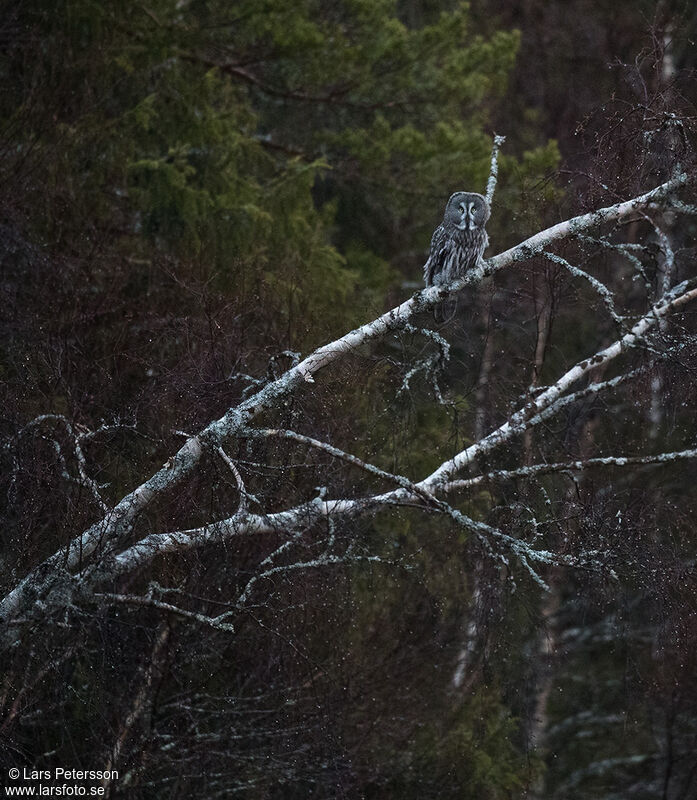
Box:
455, 200, 477, 230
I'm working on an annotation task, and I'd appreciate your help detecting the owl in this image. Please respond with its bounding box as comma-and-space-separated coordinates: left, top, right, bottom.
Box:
423, 191, 490, 321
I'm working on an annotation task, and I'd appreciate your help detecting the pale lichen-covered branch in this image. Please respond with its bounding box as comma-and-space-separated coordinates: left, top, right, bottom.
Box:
0, 173, 691, 624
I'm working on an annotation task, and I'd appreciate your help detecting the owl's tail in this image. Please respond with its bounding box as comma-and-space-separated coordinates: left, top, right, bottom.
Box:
433, 297, 459, 325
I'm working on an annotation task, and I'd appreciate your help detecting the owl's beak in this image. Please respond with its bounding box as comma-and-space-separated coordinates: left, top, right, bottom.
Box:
467, 202, 476, 230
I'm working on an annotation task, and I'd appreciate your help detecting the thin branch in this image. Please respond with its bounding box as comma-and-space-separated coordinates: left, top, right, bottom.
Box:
668, 199, 697, 214
397, 323, 450, 402
245, 427, 416, 491
653, 218, 676, 299
3, 414, 111, 512
443, 447, 697, 492
575, 233, 652, 291
485, 134, 506, 205
216, 446, 249, 515
95, 592, 236, 633
541, 250, 624, 326
101, 621, 170, 788
230, 553, 383, 611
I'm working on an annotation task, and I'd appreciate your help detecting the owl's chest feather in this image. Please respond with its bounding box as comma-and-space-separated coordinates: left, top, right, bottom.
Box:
433, 227, 488, 284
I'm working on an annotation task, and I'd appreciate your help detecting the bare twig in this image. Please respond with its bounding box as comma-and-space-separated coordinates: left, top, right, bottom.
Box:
216, 446, 250, 515
95, 592, 236, 633
541, 250, 624, 326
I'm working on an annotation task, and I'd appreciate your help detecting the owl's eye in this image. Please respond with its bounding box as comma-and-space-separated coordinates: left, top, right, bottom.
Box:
458, 203, 466, 214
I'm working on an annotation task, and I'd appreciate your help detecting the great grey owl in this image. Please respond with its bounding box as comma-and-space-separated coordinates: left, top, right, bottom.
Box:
423, 191, 490, 321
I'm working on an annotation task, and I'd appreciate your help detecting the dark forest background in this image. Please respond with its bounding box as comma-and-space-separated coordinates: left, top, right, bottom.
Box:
1, 1, 697, 797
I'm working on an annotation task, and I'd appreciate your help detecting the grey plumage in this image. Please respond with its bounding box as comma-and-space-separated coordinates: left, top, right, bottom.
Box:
423, 191, 490, 322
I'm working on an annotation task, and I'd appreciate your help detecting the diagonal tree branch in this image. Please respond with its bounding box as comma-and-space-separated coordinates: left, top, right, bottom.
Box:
0, 175, 689, 623
88, 283, 697, 591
